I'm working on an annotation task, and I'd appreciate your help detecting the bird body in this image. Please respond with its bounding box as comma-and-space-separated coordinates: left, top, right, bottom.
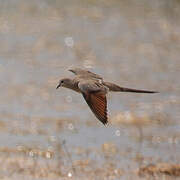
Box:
56, 68, 158, 125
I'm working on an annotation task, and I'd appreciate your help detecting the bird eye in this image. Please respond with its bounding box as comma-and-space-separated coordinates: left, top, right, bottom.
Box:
61, 80, 64, 83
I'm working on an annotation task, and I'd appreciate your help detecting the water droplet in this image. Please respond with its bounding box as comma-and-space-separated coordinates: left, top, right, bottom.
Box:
46, 151, 51, 159
64, 37, 74, 47
29, 150, 34, 157
68, 123, 74, 130
68, 172, 72, 177
115, 130, 121, 136
66, 95, 72, 103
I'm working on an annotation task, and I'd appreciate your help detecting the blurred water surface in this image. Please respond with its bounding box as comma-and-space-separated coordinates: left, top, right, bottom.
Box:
0, 0, 180, 179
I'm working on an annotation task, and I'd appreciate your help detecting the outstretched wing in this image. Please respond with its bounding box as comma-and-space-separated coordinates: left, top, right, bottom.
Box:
78, 81, 108, 125
82, 91, 107, 125
69, 68, 102, 80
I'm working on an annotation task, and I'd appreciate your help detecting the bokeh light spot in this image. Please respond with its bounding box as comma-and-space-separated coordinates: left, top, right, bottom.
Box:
68, 123, 74, 130
66, 95, 72, 103
64, 37, 74, 47
68, 172, 72, 177
115, 130, 121, 136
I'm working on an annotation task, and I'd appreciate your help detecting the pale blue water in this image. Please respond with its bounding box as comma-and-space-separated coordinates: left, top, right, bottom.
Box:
0, 0, 180, 178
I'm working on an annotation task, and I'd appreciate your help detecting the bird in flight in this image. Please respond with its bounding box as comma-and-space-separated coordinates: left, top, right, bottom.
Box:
56, 68, 158, 125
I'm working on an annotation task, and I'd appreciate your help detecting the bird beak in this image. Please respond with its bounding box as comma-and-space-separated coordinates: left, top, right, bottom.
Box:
56, 82, 61, 89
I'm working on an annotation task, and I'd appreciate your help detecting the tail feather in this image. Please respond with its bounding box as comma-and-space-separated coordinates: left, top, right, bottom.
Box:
103, 82, 158, 93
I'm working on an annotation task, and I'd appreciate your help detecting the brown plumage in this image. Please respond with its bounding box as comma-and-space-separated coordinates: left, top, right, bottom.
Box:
82, 91, 107, 125
56, 68, 158, 125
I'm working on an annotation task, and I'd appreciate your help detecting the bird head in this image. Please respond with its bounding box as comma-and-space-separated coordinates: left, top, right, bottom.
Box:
56, 78, 72, 89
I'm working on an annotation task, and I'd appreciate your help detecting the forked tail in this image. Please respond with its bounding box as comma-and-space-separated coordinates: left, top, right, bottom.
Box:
103, 82, 158, 93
